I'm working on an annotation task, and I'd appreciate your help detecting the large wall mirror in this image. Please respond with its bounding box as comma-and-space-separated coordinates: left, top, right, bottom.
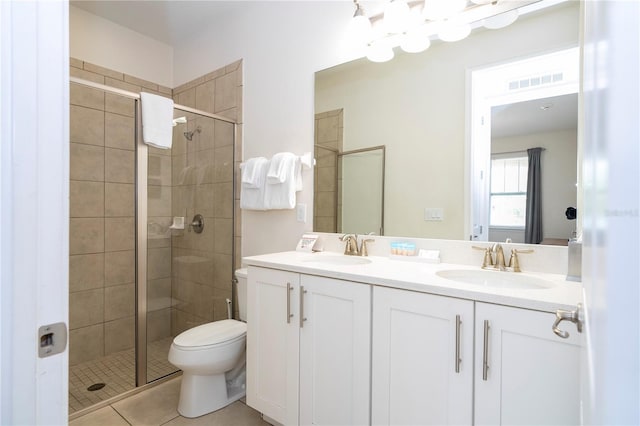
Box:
314, 0, 580, 243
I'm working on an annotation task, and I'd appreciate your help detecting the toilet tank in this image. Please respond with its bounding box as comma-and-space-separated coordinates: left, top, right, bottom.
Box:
234, 268, 248, 321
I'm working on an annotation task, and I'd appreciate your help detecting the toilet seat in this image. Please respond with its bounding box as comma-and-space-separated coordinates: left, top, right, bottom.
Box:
173, 319, 246, 350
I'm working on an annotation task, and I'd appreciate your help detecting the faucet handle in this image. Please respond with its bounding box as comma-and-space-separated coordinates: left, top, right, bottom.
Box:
509, 249, 534, 272
472, 246, 494, 268
360, 239, 375, 257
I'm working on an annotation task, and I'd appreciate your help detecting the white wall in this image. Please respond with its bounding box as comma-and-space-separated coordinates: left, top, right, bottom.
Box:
173, 2, 358, 256
69, 6, 173, 87
492, 129, 578, 241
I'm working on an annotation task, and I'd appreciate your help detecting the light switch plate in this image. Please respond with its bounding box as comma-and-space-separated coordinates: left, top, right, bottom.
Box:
424, 208, 444, 221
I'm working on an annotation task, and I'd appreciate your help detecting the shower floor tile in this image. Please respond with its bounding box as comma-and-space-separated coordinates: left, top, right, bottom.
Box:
69, 337, 176, 414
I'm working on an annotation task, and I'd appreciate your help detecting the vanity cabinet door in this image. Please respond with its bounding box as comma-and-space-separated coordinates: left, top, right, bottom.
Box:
299, 275, 371, 426
372, 286, 474, 425
247, 266, 300, 426
474, 302, 581, 426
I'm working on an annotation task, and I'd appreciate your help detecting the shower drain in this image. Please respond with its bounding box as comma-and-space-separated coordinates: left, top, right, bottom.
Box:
87, 383, 106, 392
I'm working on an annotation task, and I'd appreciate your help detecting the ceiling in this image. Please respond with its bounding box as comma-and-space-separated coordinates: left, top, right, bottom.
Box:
491, 93, 578, 139
70, 0, 247, 46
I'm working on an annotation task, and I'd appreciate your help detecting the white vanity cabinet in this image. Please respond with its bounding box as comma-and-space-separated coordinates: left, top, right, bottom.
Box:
474, 302, 581, 426
246, 266, 371, 426
247, 266, 300, 425
245, 252, 581, 426
371, 286, 475, 425
372, 287, 580, 426
299, 274, 371, 426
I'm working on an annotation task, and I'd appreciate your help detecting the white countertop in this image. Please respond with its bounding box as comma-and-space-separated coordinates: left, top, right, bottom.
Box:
243, 251, 583, 312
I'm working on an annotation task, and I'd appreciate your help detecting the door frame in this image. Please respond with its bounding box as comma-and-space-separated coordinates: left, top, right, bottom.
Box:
0, 1, 70, 423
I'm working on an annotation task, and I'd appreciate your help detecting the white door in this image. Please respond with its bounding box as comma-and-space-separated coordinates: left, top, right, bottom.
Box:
372, 287, 474, 425
1, 1, 69, 424
246, 267, 300, 425
581, 1, 640, 424
474, 303, 581, 426
299, 275, 371, 426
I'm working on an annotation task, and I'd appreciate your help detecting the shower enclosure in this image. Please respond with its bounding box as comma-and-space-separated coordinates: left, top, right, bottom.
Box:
69, 78, 236, 414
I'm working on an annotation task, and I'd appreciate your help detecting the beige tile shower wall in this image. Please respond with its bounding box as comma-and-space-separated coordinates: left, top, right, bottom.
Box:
171, 61, 243, 333
69, 58, 172, 366
314, 109, 343, 233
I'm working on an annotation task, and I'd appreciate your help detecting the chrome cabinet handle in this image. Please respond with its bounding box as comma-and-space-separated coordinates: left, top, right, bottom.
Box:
482, 320, 490, 381
552, 303, 583, 338
286, 282, 293, 324
299, 286, 307, 328
455, 315, 462, 373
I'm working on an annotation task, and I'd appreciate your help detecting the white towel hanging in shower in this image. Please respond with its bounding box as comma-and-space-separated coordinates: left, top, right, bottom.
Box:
141, 92, 174, 150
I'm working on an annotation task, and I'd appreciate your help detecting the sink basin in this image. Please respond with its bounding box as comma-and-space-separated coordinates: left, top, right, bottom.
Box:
301, 254, 372, 266
436, 269, 555, 290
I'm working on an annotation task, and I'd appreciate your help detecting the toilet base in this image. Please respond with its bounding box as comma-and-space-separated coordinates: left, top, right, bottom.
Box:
177, 372, 246, 418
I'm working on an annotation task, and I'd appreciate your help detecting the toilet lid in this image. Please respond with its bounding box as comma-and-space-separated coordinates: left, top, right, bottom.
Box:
173, 319, 247, 348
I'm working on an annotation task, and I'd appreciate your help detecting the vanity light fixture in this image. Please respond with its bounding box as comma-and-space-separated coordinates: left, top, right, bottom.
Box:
354, 0, 541, 63
349, 0, 373, 46
438, 21, 472, 42
483, 8, 520, 29
383, 0, 412, 34
367, 38, 396, 62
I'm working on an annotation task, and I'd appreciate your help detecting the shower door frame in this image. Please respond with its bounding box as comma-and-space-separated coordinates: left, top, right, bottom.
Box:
70, 76, 238, 387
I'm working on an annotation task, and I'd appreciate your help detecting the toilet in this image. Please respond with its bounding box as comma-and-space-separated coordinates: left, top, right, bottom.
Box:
168, 268, 248, 418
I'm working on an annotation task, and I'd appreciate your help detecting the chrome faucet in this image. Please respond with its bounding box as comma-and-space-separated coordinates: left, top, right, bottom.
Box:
340, 234, 360, 256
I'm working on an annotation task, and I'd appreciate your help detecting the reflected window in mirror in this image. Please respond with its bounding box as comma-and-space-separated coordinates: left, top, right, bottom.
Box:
490, 155, 528, 229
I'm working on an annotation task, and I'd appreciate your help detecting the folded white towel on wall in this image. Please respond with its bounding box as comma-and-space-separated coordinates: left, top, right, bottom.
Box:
240, 152, 313, 211
141, 92, 174, 150
241, 157, 268, 188
264, 154, 297, 210
266, 152, 297, 184
264, 176, 296, 209
240, 163, 268, 210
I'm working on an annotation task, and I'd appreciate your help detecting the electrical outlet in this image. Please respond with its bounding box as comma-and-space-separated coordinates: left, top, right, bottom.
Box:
296, 203, 307, 223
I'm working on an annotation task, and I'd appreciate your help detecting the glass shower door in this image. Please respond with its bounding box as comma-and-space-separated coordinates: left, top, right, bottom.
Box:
144, 109, 235, 383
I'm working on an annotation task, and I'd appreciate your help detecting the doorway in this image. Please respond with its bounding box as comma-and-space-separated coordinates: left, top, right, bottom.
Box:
468, 47, 580, 242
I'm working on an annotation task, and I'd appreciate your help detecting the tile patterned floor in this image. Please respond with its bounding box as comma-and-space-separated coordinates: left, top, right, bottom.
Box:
69, 337, 176, 414
69, 377, 268, 426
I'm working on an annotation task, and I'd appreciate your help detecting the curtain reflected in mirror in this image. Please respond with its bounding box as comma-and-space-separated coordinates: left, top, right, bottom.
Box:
525, 147, 543, 244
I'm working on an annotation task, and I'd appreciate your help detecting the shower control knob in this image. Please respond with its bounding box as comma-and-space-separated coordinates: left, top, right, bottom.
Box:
189, 214, 204, 234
